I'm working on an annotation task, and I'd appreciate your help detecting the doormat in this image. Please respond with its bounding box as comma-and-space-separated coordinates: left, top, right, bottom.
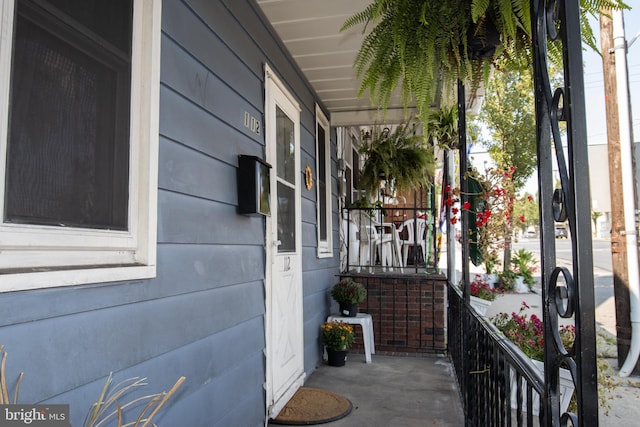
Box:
270, 387, 352, 425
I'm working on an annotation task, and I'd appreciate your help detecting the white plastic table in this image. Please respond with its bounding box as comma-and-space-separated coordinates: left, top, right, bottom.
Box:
327, 313, 375, 363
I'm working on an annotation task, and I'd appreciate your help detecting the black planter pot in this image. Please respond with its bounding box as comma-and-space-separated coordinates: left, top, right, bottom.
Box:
467, 17, 501, 60
339, 303, 358, 317
326, 349, 348, 367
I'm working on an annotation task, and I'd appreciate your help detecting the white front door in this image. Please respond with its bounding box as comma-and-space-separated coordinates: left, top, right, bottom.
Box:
264, 65, 305, 419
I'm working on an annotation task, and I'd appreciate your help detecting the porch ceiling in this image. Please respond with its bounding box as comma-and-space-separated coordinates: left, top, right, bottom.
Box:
256, 0, 413, 126
256, 0, 484, 127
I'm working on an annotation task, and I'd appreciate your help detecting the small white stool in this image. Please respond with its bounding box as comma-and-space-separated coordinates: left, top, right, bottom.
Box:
327, 313, 375, 363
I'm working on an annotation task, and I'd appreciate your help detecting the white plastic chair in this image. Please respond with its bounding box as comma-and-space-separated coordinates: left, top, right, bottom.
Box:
341, 219, 360, 272
400, 218, 427, 267
350, 211, 402, 272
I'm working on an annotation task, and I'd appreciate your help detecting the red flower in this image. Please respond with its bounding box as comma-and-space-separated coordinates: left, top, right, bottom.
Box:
518, 215, 525, 223
450, 217, 458, 225
451, 207, 459, 215
463, 201, 471, 210
527, 195, 534, 202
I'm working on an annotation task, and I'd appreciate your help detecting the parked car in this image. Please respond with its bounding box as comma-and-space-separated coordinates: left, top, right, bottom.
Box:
524, 230, 536, 238
555, 225, 568, 239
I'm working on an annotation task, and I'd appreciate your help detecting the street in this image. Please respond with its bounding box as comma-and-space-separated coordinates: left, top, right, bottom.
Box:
515, 236, 612, 272
514, 237, 614, 308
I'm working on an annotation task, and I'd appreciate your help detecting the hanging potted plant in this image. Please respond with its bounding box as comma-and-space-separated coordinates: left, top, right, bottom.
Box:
425, 105, 458, 150
320, 321, 356, 367
357, 123, 435, 201
342, 0, 620, 128
331, 278, 367, 317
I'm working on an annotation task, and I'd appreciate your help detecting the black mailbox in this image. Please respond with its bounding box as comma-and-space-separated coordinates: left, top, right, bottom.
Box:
237, 155, 271, 216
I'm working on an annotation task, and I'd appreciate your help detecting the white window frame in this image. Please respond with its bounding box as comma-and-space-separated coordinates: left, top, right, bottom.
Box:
0, 0, 161, 291
346, 127, 362, 205
315, 105, 333, 258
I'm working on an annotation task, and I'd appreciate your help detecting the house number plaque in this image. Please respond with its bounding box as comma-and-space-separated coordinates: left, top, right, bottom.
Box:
244, 111, 261, 135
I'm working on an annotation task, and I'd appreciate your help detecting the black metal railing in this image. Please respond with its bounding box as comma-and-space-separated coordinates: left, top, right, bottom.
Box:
448, 282, 551, 426
341, 206, 439, 274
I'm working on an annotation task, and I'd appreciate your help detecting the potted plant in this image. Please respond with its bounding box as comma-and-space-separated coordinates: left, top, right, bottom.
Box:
465, 275, 502, 316
491, 302, 575, 415
342, 0, 618, 127
358, 123, 435, 200
483, 250, 500, 286
511, 248, 537, 292
425, 105, 458, 150
331, 278, 367, 317
321, 321, 355, 367
497, 268, 517, 292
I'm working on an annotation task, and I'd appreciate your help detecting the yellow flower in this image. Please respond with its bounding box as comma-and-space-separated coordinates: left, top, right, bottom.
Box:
320, 320, 355, 350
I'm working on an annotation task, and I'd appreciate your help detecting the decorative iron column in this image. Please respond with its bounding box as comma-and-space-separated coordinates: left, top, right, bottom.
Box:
531, 1, 599, 425
457, 79, 474, 425
459, 80, 470, 300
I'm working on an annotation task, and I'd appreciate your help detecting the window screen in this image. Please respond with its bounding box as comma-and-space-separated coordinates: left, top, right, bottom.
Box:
5, 0, 133, 230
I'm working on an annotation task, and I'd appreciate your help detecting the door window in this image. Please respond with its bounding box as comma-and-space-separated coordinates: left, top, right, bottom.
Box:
276, 106, 296, 252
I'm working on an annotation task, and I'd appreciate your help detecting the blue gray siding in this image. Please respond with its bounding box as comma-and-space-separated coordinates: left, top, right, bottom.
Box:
0, 1, 339, 426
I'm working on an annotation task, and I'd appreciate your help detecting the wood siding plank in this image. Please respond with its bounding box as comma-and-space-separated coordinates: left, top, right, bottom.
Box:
158, 190, 265, 245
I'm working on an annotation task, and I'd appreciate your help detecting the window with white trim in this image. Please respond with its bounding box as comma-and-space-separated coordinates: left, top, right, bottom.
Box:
346, 129, 362, 206
315, 105, 332, 257
0, 0, 161, 291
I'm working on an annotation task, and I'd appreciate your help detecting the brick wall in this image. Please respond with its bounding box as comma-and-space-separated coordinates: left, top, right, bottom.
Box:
340, 274, 447, 355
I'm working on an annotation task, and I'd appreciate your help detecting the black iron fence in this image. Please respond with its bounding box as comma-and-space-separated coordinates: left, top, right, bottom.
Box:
448, 282, 554, 426
341, 206, 439, 274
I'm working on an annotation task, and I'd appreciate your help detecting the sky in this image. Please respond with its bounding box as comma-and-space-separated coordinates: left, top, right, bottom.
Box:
469, 6, 640, 195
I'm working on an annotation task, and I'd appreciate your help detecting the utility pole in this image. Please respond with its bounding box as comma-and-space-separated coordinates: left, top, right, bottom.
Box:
600, 10, 633, 370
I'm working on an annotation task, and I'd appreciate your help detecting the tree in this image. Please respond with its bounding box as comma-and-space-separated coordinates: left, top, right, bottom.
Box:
591, 210, 603, 236
479, 67, 537, 189
512, 193, 539, 233
478, 63, 538, 271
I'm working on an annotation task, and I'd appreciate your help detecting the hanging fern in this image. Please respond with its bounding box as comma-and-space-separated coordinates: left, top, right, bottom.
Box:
343, 0, 629, 121
425, 105, 459, 149
358, 123, 436, 199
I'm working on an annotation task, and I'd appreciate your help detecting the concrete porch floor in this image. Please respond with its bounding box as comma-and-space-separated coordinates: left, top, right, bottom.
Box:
302, 354, 464, 426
